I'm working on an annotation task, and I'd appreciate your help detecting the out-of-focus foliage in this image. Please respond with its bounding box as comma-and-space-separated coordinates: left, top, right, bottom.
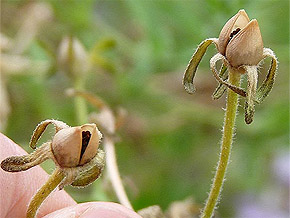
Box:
1, 0, 289, 217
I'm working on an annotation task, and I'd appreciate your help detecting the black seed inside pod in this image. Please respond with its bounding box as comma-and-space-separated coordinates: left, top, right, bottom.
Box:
80, 131, 91, 160
229, 28, 241, 42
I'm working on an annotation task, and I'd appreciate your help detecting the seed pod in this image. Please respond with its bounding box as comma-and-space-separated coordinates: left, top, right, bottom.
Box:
218, 10, 263, 67
51, 124, 102, 167
218, 9, 250, 55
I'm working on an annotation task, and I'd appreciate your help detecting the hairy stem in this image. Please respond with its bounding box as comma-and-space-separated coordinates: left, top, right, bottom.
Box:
201, 69, 241, 218
73, 77, 88, 124
27, 168, 65, 218
104, 137, 133, 210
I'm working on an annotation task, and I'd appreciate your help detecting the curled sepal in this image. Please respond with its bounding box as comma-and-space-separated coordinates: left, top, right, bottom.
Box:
30, 119, 69, 149
212, 64, 228, 99
71, 149, 105, 187
244, 66, 258, 124
1, 142, 51, 172
256, 48, 278, 104
210, 53, 247, 97
58, 149, 105, 189
183, 38, 218, 94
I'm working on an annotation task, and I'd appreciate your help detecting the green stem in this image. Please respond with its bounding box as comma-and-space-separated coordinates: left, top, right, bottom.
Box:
27, 168, 65, 218
73, 77, 88, 124
201, 70, 241, 218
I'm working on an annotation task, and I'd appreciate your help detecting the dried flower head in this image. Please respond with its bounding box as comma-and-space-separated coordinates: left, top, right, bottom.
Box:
1, 119, 105, 217
1, 119, 105, 189
183, 9, 278, 124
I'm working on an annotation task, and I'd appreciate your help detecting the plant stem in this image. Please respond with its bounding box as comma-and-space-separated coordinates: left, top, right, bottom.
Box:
27, 168, 65, 218
201, 69, 241, 218
104, 137, 133, 210
73, 77, 88, 124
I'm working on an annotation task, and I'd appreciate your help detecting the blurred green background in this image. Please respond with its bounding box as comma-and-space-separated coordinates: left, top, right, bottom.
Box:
1, 0, 289, 217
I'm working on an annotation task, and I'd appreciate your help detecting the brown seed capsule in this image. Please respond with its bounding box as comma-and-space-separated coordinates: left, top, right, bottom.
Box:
217, 9, 263, 67
218, 10, 250, 55
51, 124, 102, 167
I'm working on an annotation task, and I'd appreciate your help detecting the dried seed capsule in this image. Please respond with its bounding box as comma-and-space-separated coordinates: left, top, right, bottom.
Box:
51, 124, 102, 167
218, 9, 263, 67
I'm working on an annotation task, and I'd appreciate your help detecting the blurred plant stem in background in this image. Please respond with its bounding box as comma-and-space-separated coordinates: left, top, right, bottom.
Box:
73, 77, 88, 124
67, 89, 133, 209
57, 36, 90, 124
104, 137, 133, 210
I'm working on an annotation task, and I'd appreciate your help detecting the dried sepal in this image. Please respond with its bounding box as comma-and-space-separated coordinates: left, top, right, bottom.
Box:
183, 38, 218, 94
57, 167, 78, 190
71, 149, 105, 187
210, 53, 246, 97
1, 142, 51, 172
212, 64, 228, 99
244, 66, 258, 124
58, 149, 105, 189
30, 119, 69, 149
256, 48, 278, 104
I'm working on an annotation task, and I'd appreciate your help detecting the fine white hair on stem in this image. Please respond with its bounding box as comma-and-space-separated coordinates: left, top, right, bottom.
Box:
104, 137, 133, 210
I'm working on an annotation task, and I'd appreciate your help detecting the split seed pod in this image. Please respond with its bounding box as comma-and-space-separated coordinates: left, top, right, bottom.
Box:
218, 9, 264, 67
52, 123, 102, 167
